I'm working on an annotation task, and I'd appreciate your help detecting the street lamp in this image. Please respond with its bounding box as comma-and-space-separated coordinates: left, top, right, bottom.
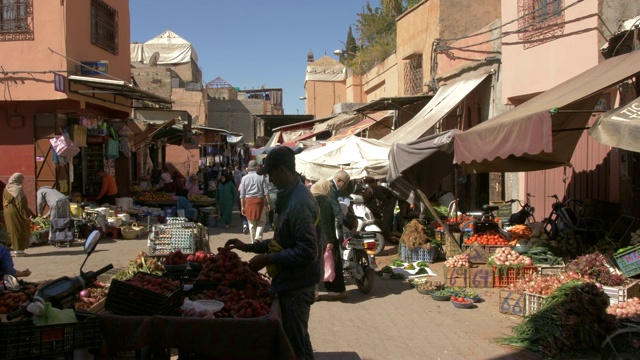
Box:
299, 96, 307, 100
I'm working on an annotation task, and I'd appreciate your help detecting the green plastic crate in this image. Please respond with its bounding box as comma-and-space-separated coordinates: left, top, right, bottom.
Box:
614, 244, 640, 278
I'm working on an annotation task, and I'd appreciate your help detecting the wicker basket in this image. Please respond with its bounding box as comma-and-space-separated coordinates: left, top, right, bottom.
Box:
120, 225, 140, 240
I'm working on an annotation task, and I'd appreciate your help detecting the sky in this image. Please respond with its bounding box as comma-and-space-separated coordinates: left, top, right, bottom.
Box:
129, 1, 372, 116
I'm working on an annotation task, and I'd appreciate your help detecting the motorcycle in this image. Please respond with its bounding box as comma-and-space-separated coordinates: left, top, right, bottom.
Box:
338, 196, 379, 294
344, 193, 386, 255
507, 193, 536, 225
5, 230, 114, 320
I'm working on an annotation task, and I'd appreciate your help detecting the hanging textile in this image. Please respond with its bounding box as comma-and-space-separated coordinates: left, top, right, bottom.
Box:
106, 138, 120, 159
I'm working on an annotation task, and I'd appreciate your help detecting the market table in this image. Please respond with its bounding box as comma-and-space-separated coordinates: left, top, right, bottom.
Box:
95, 297, 294, 359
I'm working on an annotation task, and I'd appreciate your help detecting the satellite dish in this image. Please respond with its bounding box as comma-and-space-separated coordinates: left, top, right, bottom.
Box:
148, 52, 160, 67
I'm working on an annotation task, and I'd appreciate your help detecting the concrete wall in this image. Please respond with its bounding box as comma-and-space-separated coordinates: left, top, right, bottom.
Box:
208, 99, 260, 141
361, 55, 399, 101
165, 143, 201, 178
172, 88, 207, 126
132, 67, 172, 100
305, 80, 347, 118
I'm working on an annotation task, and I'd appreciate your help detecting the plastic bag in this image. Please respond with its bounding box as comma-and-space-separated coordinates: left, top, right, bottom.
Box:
323, 246, 335, 282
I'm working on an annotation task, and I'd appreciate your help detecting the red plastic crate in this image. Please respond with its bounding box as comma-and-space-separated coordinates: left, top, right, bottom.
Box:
492, 266, 537, 288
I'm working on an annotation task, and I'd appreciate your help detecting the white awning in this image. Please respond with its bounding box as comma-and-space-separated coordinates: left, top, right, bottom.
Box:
589, 95, 640, 153
381, 73, 489, 144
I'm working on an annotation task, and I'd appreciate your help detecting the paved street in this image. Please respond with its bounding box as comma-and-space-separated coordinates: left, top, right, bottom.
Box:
14, 222, 542, 360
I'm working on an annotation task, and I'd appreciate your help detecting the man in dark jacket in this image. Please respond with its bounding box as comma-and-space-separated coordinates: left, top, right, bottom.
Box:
225, 146, 321, 360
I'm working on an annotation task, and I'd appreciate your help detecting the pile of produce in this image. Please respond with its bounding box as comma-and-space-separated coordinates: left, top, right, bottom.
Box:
501, 281, 616, 356
464, 230, 510, 246
400, 219, 439, 249
30, 216, 51, 236
527, 248, 564, 266
189, 247, 273, 318
607, 297, 640, 320
507, 225, 532, 241
75, 281, 109, 311
113, 251, 165, 280
566, 252, 626, 286
444, 254, 470, 268
234, 299, 271, 318
519, 227, 551, 248
187, 250, 214, 264
187, 194, 213, 202
164, 250, 189, 265
415, 280, 444, 292
506, 272, 586, 296
126, 273, 181, 295
488, 247, 534, 267
432, 286, 479, 299
0, 283, 38, 314
135, 191, 174, 201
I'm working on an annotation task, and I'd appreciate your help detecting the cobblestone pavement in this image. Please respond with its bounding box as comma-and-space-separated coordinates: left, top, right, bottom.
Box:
14, 222, 545, 360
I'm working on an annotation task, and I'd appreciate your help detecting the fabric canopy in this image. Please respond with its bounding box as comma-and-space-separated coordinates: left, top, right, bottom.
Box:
588, 95, 640, 153
454, 49, 640, 173
327, 111, 393, 141
381, 73, 489, 144
142, 30, 198, 65
310, 112, 362, 134
387, 130, 460, 202
295, 136, 391, 181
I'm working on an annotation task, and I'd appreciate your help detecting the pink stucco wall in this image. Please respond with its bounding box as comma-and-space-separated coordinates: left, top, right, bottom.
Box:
1, 0, 131, 102
501, 0, 600, 104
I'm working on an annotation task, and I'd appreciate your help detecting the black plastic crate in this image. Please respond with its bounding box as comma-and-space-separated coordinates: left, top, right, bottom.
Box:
105, 273, 183, 316
0, 311, 102, 359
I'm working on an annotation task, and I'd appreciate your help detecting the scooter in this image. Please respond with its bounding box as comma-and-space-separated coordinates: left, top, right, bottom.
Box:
338, 197, 378, 294
5, 230, 114, 320
346, 193, 386, 255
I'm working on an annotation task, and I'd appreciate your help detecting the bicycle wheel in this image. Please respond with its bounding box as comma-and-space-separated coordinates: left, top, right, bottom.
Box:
542, 218, 558, 240
601, 328, 640, 360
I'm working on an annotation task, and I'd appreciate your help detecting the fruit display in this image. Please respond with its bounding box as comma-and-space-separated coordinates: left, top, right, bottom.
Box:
135, 191, 174, 202
607, 297, 640, 320
165, 250, 188, 265
188, 194, 213, 202
189, 247, 273, 318
30, 216, 51, 235
234, 299, 271, 318
464, 230, 510, 246
126, 273, 181, 296
450, 296, 473, 304
187, 250, 213, 264
404, 263, 416, 270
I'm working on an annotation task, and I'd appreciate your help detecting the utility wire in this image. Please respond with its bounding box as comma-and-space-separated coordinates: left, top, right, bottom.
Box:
48, 47, 127, 82
437, 0, 585, 43
611, 17, 640, 56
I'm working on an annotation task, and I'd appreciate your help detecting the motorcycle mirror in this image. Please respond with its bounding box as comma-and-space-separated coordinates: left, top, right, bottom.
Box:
85, 230, 101, 255
530, 207, 535, 214
3, 275, 20, 292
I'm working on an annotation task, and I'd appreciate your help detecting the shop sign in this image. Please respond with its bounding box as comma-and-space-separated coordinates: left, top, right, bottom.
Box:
87, 135, 107, 144
80, 61, 109, 76
54, 73, 66, 93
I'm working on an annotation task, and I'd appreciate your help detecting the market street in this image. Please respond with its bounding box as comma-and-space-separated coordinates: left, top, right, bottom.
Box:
11, 222, 549, 360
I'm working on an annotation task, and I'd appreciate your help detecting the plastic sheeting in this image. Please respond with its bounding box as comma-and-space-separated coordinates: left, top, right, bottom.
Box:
295, 136, 391, 181
305, 64, 347, 82
131, 30, 198, 65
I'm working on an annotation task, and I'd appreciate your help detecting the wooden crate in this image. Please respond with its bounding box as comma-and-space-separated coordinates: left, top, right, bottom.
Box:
469, 266, 494, 288
463, 243, 489, 264
493, 266, 538, 288
443, 267, 469, 287
499, 289, 526, 317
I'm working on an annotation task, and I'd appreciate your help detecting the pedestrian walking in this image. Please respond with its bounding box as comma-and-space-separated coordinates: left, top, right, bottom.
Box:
225, 146, 321, 360
3, 173, 31, 257
215, 172, 238, 229
239, 160, 270, 243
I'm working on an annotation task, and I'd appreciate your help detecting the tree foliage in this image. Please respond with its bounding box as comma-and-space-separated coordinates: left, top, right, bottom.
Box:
347, 0, 420, 73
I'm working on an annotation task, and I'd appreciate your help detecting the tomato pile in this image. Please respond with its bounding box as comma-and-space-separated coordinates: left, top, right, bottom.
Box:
464, 230, 509, 246
126, 273, 181, 295
450, 296, 472, 304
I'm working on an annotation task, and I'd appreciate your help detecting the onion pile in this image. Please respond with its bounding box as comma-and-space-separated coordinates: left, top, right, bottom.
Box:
607, 297, 640, 320
490, 247, 534, 266
566, 252, 626, 286
444, 254, 470, 268
506, 271, 586, 295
